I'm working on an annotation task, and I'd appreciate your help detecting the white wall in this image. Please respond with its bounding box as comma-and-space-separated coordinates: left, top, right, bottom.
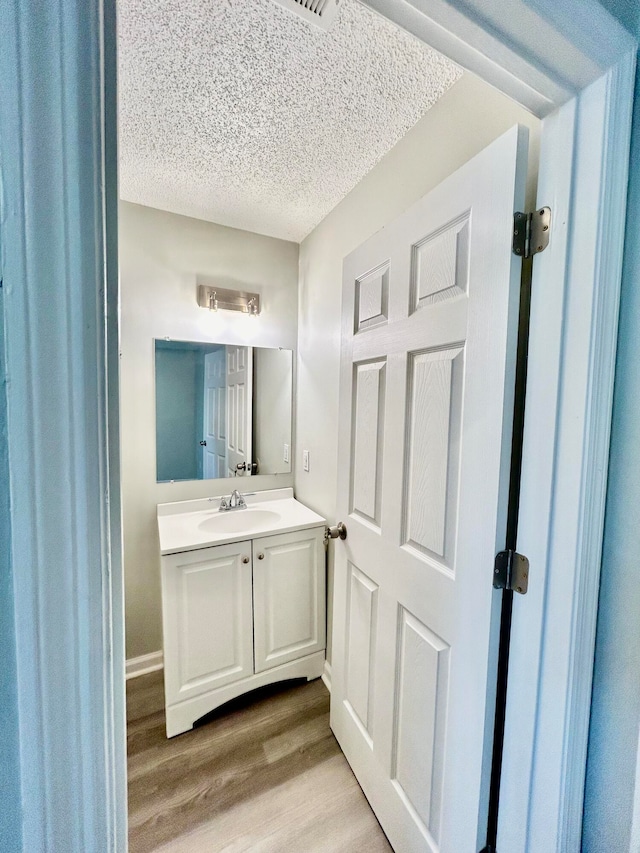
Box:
120, 202, 298, 659
295, 73, 540, 663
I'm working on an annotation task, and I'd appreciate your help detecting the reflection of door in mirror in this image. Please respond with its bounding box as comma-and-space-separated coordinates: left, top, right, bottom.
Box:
203, 348, 226, 479
155, 339, 291, 482
226, 345, 253, 477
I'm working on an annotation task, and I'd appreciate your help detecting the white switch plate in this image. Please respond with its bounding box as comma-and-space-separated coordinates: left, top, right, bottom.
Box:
283, 443, 290, 464
303, 450, 310, 472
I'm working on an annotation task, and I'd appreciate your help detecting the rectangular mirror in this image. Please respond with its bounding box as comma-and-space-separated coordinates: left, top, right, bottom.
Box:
155, 340, 293, 482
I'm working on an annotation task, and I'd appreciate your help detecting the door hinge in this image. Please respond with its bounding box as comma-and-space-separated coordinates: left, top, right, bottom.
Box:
493, 550, 529, 595
513, 207, 551, 258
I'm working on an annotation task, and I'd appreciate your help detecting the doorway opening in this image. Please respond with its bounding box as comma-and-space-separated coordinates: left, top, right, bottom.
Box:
117, 1, 540, 850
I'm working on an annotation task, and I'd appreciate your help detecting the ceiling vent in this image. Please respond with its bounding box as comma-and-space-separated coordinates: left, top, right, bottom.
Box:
270, 0, 341, 31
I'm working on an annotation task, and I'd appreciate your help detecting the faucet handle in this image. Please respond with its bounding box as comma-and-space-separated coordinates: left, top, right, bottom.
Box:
219, 497, 229, 510
237, 494, 246, 507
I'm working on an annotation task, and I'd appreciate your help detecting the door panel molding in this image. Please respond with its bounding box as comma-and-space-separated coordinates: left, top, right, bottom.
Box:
345, 562, 379, 742
410, 212, 470, 310
351, 359, 387, 527
403, 346, 464, 566
392, 606, 450, 846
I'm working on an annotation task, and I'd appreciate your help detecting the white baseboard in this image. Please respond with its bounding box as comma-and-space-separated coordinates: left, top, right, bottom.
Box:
125, 650, 163, 680
321, 659, 332, 693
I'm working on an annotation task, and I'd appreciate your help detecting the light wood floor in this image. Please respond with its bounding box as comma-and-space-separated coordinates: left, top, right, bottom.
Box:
127, 671, 393, 852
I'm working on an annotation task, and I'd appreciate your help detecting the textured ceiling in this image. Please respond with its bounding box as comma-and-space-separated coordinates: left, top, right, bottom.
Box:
118, 0, 462, 242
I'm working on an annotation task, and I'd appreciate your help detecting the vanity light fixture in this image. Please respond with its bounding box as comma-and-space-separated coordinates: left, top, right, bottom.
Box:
197, 283, 261, 316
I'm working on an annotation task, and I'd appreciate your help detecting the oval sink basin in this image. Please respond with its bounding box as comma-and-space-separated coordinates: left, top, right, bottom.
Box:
198, 508, 282, 535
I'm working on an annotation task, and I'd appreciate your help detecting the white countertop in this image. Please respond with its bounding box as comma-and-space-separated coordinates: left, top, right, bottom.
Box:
157, 488, 326, 555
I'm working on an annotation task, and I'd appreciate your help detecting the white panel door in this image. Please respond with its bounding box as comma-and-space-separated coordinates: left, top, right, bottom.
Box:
161, 540, 253, 708
203, 348, 227, 479
226, 345, 253, 477
331, 127, 527, 853
252, 527, 326, 673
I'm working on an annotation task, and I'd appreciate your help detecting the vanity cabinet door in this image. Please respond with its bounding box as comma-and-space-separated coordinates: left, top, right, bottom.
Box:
161, 541, 253, 706
252, 527, 326, 673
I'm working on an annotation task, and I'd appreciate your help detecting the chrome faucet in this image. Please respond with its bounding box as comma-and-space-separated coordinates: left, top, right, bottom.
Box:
219, 489, 246, 512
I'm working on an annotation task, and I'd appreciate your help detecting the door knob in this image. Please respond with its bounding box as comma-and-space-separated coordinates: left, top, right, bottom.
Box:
199, 440, 207, 446
257, 553, 265, 560
326, 522, 347, 541
242, 556, 250, 564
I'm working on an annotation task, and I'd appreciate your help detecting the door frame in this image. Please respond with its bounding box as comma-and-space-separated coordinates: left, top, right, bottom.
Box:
0, 2, 635, 852
360, 4, 636, 850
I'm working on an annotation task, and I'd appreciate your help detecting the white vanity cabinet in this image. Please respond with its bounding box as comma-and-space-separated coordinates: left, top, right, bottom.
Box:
160, 523, 326, 738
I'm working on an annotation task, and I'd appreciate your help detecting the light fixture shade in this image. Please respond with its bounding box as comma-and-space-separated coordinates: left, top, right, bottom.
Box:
197, 283, 261, 315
